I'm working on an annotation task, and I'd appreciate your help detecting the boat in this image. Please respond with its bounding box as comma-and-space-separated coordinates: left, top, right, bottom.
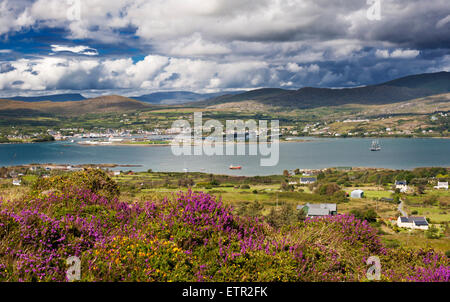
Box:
370, 140, 381, 151
229, 165, 242, 170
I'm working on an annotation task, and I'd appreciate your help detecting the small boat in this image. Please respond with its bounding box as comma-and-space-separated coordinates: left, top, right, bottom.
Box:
370, 140, 381, 151
229, 165, 242, 170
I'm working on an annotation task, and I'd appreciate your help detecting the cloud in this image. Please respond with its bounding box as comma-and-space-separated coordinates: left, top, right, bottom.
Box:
436, 15, 450, 28
286, 63, 320, 73
166, 33, 231, 57
0, 55, 272, 92
375, 49, 420, 59
0, 0, 448, 93
51, 45, 99, 56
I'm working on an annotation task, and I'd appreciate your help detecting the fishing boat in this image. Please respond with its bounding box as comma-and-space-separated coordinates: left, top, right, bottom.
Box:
370, 140, 381, 151
229, 165, 242, 170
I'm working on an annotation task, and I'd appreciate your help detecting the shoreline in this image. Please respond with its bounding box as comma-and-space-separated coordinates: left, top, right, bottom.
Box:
2, 163, 449, 176
2, 135, 449, 146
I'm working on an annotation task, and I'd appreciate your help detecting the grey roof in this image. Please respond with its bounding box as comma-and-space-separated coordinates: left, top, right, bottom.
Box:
307, 203, 337, 212
307, 208, 330, 216
411, 217, 429, 226
400, 217, 409, 223
399, 216, 428, 225
396, 180, 407, 185
297, 203, 337, 216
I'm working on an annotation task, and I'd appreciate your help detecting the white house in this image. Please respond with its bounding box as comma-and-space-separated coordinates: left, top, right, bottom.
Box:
12, 179, 21, 186
350, 189, 364, 198
113, 171, 121, 176
397, 216, 429, 230
434, 182, 448, 190
395, 180, 408, 193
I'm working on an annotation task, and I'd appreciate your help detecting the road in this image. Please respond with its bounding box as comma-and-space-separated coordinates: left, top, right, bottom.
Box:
397, 199, 407, 217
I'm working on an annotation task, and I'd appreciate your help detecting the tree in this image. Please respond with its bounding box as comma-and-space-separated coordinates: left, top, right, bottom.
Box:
210, 179, 220, 186
281, 182, 294, 192
315, 183, 341, 196
350, 208, 377, 223
265, 204, 298, 228
425, 225, 441, 239
417, 184, 426, 195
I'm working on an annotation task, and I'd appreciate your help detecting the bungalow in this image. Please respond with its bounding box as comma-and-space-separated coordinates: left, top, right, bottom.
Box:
297, 203, 337, 217
113, 171, 121, 176
397, 216, 429, 230
350, 189, 364, 198
434, 182, 448, 190
395, 180, 408, 193
12, 179, 21, 186
300, 177, 316, 184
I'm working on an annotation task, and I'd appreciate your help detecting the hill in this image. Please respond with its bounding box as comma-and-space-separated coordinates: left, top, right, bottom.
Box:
193, 72, 450, 109
132, 90, 245, 104
0, 95, 152, 116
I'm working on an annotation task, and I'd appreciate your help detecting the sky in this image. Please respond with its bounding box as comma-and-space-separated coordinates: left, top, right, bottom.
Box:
0, 0, 449, 97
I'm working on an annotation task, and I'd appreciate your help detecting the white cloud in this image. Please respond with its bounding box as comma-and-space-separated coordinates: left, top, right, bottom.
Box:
286, 63, 320, 73
51, 45, 99, 56
375, 49, 420, 59
166, 33, 231, 56
436, 15, 450, 28
0, 55, 273, 92
0, 0, 448, 92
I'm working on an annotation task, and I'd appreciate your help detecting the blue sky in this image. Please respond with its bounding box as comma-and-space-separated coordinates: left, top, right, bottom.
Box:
0, 0, 449, 97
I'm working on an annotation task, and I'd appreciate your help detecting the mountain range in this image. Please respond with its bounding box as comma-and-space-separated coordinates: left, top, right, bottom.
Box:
192, 71, 450, 109
131, 91, 244, 104
0, 95, 150, 116
0, 71, 449, 115
4, 91, 245, 105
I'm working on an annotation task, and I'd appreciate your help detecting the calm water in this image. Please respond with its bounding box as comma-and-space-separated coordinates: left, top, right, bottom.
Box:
0, 138, 449, 176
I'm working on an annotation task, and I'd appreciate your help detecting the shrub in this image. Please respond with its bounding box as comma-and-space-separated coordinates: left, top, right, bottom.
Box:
32, 169, 119, 200
425, 226, 442, 239
315, 183, 341, 196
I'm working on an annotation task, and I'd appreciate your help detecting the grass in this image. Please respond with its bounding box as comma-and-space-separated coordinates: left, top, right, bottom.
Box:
406, 206, 450, 224
383, 233, 450, 252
